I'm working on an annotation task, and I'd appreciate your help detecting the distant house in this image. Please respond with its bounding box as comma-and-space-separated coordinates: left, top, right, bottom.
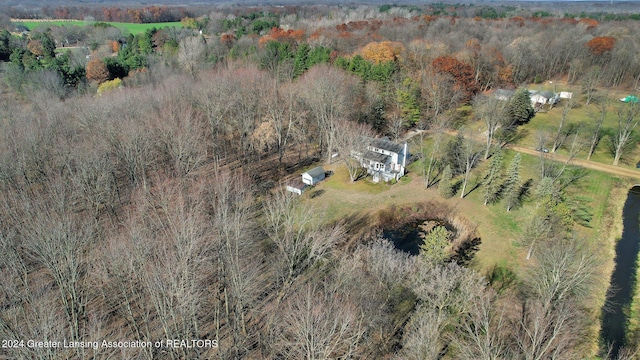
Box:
356, 138, 409, 183
494, 89, 515, 101
529, 90, 559, 111
302, 166, 325, 186
286, 180, 307, 195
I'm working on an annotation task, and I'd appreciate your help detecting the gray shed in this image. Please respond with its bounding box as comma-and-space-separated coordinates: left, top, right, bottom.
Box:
302, 166, 325, 186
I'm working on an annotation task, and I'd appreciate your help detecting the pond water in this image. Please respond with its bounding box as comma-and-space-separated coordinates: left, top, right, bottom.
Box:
382, 221, 425, 256
382, 219, 481, 265
600, 186, 640, 357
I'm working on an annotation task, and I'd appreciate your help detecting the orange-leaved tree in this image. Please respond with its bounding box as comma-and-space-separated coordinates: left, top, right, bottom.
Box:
431, 56, 478, 101
258, 27, 305, 47
86, 58, 110, 84
585, 36, 616, 56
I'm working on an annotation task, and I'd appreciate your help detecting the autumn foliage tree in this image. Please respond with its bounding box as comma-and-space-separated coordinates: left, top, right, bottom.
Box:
585, 36, 616, 56
259, 27, 305, 47
361, 41, 404, 64
86, 58, 109, 84
431, 56, 478, 102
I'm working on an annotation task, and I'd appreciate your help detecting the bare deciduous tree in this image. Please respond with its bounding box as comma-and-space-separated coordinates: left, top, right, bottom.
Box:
263, 80, 305, 165
454, 288, 509, 360
586, 98, 608, 160
551, 100, 574, 153
612, 102, 639, 166
473, 95, 507, 160
263, 190, 342, 288
299, 65, 358, 163
275, 283, 365, 359
17, 182, 94, 344
335, 120, 375, 182
178, 35, 206, 78
457, 135, 483, 198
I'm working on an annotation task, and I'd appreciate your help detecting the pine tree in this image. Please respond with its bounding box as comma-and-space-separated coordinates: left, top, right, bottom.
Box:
293, 43, 310, 78
534, 176, 560, 204
508, 88, 534, 125
503, 153, 522, 211
439, 165, 454, 198
483, 150, 503, 205
419, 225, 451, 263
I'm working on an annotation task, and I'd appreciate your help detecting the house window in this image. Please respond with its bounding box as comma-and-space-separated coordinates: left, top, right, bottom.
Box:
375, 163, 380, 170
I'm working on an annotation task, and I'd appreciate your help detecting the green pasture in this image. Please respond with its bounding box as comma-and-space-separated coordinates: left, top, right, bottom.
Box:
13, 20, 182, 34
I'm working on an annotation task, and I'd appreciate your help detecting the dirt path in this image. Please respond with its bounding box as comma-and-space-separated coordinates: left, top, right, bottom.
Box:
507, 144, 640, 180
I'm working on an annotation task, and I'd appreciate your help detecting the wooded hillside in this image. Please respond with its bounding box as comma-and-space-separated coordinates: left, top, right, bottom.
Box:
1, 2, 639, 359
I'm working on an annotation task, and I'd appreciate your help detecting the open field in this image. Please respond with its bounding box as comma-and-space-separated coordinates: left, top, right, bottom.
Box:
302, 140, 629, 275
12, 19, 182, 34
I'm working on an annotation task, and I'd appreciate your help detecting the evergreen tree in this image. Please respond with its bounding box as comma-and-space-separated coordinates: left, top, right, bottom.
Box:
0, 30, 13, 61
439, 165, 454, 198
503, 153, 522, 211
419, 225, 451, 263
508, 88, 534, 124
292, 43, 310, 78
534, 176, 560, 204
444, 133, 465, 175
482, 150, 503, 205
396, 77, 421, 126
307, 46, 331, 67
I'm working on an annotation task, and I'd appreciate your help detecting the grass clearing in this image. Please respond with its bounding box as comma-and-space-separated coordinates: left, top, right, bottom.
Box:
512, 84, 640, 169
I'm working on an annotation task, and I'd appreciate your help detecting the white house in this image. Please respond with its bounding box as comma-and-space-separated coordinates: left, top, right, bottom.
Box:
302, 166, 325, 186
529, 90, 559, 106
357, 138, 409, 183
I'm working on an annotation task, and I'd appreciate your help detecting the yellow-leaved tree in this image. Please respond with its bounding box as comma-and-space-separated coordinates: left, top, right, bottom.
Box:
361, 41, 404, 64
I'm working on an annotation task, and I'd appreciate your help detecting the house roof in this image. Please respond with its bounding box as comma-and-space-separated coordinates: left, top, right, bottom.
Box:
287, 179, 307, 190
361, 150, 391, 164
530, 90, 554, 99
540, 91, 554, 98
494, 89, 514, 98
368, 138, 404, 154
303, 166, 325, 178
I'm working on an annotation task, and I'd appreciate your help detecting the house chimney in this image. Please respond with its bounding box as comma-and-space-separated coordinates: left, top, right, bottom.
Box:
402, 142, 407, 172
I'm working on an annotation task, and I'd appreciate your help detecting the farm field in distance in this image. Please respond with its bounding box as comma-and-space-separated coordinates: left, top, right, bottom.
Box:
12, 19, 182, 34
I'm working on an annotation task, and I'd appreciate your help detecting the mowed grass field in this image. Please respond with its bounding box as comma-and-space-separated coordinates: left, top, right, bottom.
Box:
13, 20, 182, 34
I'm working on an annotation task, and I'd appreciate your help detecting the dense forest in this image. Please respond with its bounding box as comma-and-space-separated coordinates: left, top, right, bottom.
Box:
1, 2, 640, 359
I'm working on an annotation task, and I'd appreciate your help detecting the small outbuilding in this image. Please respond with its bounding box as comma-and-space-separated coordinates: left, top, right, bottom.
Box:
620, 95, 639, 103
559, 91, 573, 99
286, 180, 307, 195
302, 166, 326, 186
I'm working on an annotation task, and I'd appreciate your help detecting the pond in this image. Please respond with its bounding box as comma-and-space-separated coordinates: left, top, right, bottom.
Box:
382, 219, 480, 264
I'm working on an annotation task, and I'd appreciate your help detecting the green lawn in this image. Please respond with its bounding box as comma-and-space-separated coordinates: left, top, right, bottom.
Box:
517, 86, 640, 168
14, 20, 182, 34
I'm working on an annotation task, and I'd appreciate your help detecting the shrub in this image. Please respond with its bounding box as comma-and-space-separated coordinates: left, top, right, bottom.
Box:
97, 78, 123, 95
